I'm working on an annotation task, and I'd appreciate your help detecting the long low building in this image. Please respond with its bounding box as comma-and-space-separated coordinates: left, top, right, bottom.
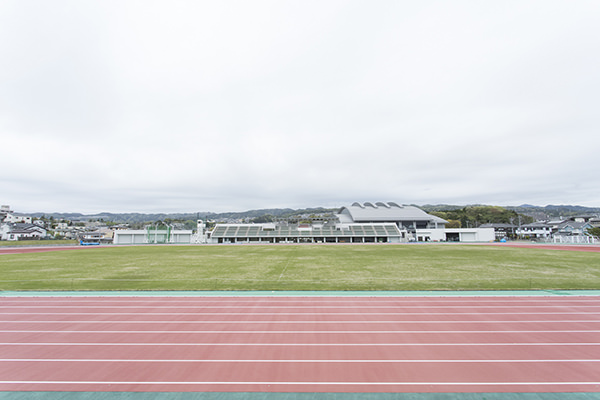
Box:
413, 227, 495, 242
114, 227, 193, 245
208, 223, 405, 244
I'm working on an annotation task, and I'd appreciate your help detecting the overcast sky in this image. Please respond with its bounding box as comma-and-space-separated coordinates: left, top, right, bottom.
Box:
2, 1, 599, 214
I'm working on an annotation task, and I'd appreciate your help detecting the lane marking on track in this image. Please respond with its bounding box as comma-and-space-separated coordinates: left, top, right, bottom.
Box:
3, 358, 600, 363
4, 301, 599, 305
3, 330, 600, 333
0, 304, 600, 310
3, 297, 599, 301
2, 312, 599, 316
2, 319, 599, 324
2, 296, 600, 307
3, 342, 600, 346
1, 381, 599, 386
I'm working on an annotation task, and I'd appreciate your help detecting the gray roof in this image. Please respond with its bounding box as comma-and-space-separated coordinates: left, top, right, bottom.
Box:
558, 221, 591, 229
479, 223, 517, 229
5, 223, 46, 234
338, 202, 448, 224
520, 222, 552, 228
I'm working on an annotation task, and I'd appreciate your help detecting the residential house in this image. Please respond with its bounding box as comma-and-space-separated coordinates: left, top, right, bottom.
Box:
3, 214, 32, 224
555, 220, 593, 238
0, 205, 12, 221
479, 223, 517, 240
516, 222, 553, 239
1, 223, 47, 241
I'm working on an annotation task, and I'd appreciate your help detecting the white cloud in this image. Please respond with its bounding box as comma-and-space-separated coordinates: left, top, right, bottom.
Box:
1, 0, 599, 213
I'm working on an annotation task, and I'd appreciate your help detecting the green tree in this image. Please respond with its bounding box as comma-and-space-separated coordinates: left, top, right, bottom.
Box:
445, 219, 461, 228
251, 215, 275, 223
183, 220, 197, 230
587, 227, 600, 239
431, 206, 531, 228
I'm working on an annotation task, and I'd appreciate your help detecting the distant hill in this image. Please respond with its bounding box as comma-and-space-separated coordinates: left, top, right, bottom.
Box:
26, 212, 200, 223
420, 204, 480, 212
25, 207, 338, 223
421, 204, 599, 215
20, 204, 599, 224
506, 205, 600, 219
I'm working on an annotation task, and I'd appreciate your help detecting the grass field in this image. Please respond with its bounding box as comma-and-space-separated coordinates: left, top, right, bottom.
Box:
0, 244, 600, 290
0, 244, 599, 291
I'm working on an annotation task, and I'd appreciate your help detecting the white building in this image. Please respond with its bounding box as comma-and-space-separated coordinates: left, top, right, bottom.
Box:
338, 202, 494, 242
113, 225, 193, 245
516, 222, 553, 239
3, 214, 32, 224
517, 216, 598, 242
338, 202, 448, 231
110, 203, 496, 245
1, 223, 47, 241
444, 228, 496, 242
208, 223, 405, 244
0, 205, 12, 221
207, 202, 495, 244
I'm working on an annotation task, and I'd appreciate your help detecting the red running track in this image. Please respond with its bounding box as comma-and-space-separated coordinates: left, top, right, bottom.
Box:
1, 296, 600, 393
0, 246, 108, 255
2, 244, 600, 255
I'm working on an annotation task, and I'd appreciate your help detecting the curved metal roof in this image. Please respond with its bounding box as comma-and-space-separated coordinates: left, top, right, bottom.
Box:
339, 202, 447, 223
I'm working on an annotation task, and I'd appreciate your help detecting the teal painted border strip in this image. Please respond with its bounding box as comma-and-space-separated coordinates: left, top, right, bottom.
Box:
2, 290, 600, 297
1, 392, 599, 399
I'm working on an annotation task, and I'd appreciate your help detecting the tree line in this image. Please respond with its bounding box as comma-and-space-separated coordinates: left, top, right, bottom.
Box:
428, 206, 534, 229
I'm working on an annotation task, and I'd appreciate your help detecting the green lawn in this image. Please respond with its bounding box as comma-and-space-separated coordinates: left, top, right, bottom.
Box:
0, 244, 599, 291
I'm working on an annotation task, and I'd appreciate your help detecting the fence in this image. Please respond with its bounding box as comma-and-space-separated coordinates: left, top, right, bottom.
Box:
550, 235, 597, 244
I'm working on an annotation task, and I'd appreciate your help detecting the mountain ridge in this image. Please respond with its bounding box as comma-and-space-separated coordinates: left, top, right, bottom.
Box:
16, 204, 600, 223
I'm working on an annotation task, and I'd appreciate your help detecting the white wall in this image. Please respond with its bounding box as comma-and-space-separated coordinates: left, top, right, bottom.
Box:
414, 229, 446, 242
171, 231, 193, 243
445, 228, 495, 242
113, 230, 146, 244
113, 229, 193, 244
414, 228, 495, 242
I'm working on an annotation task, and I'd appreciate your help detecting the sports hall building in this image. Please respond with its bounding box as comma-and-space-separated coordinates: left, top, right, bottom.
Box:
207, 202, 494, 244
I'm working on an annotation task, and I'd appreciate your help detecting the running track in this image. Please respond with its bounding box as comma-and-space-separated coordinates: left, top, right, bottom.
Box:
1, 296, 600, 393
1, 244, 600, 255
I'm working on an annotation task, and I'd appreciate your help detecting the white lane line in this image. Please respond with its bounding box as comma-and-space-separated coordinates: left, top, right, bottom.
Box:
1, 381, 599, 386
3, 305, 600, 309
2, 320, 599, 324
1, 312, 598, 315
4, 302, 595, 305
3, 342, 600, 346
2, 298, 598, 302
3, 302, 598, 307
0, 319, 600, 325
3, 359, 600, 363
2, 330, 599, 333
